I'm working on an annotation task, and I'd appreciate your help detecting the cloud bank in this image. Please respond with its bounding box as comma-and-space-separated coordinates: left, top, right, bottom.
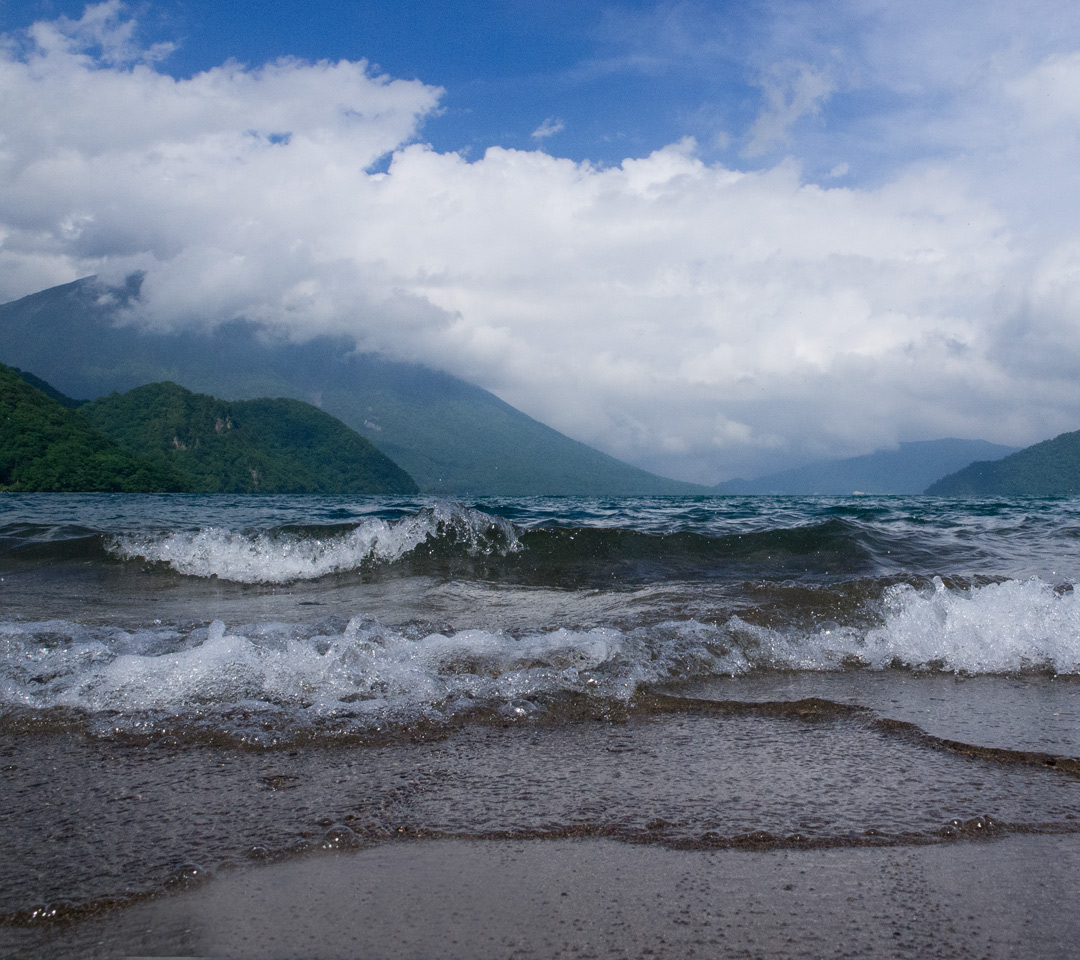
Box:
2, 2, 1080, 482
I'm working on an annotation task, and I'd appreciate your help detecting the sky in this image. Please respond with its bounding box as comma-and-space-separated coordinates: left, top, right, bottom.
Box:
2, 1, 1080, 482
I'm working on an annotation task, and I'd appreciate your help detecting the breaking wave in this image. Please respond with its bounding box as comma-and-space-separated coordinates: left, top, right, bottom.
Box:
104, 511, 873, 586
107, 503, 521, 583
3, 576, 1078, 744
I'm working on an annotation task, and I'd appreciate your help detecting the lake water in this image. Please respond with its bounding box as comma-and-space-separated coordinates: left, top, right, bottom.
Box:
2, 493, 1079, 954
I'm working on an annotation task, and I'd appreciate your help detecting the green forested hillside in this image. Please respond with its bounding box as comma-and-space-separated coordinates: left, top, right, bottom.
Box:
926, 430, 1080, 495
0, 363, 185, 492
82, 382, 419, 494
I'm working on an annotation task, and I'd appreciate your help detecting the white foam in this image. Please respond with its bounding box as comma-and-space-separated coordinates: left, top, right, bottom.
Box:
0, 617, 650, 730
718, 576, 1080, 675
107, 504, 520, 583
3, 578, 1078, 738
861, 576, 1080, 673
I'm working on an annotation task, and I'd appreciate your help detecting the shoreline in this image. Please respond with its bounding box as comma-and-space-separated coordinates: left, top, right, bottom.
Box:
9, 833, 1080, 960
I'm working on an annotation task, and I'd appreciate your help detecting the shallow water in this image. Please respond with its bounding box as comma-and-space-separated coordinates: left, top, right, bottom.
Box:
13, 835, 1080, 960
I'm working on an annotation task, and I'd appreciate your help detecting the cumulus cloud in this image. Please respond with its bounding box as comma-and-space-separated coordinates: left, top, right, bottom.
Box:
3, 2, 1080, 482
0, 2, 441, 298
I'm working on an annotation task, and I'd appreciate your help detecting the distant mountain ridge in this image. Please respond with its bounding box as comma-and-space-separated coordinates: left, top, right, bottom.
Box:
926, 430, 1080, 496
0, 277, 708, 496
715, 439, 1019, 495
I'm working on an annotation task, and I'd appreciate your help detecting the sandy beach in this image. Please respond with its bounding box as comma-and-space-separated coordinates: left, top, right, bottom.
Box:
9, 833, 1080, 960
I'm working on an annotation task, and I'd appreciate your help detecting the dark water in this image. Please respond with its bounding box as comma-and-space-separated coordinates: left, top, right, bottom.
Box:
2, 493, 1079, 936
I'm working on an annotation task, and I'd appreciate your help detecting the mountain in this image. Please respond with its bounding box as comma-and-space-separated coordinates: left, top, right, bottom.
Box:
83, 382, 418, 495
0, 277, 707, 496
0, 362, 185, 492
9, 365, 84, 408
925, 430, 1080, 496
715, 439, 1019, 495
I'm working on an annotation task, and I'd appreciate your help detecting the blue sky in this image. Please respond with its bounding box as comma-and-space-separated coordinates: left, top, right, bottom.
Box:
3, 0, 1080, 481
2, 0, 963, 179
4, 1, 794, 167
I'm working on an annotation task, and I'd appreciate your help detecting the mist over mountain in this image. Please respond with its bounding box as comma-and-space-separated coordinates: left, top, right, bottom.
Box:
715, 439, 1019, 495
0, 278, 706, 496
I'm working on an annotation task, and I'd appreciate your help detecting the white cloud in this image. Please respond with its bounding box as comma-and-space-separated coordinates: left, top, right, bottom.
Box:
3, 3, 1080, 483
0, 3, 441, 307
531, 117, 565, 140
26, 0, 176, 66
1008, 51, 1080, 125
745, 61, 835, 157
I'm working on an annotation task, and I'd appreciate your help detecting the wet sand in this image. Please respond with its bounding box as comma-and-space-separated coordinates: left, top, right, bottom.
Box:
10, 833, 1080, 960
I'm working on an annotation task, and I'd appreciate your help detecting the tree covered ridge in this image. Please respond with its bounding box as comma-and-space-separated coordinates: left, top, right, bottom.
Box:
0, 363, 185, 492
82, 382, 419, 494
926, 430, 1080, 495
1, 366, 418, 494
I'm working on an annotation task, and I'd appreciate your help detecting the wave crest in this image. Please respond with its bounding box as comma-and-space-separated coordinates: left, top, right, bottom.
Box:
107, 503, 521, 583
